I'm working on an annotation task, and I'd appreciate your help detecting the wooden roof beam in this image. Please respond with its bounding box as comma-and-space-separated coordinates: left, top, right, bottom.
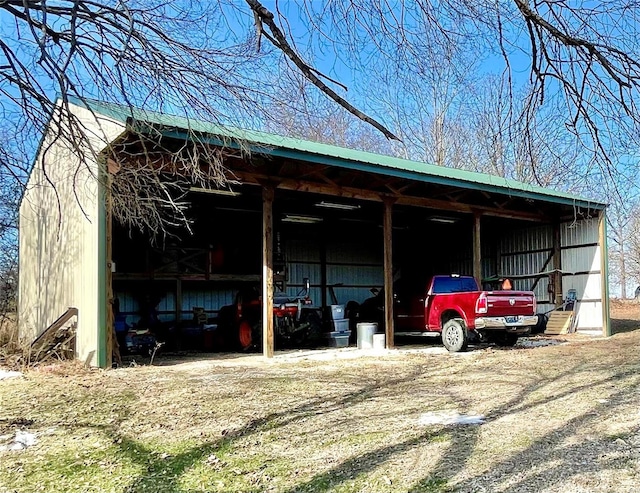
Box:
231, 170, 548, 221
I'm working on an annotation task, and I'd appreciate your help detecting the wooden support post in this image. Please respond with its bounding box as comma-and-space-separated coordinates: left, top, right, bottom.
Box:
383, 199, 395, 349
553, 222, 563, 308
320, 222, 327, 310
599, 212, 611, 337
105, 172, 120, 367
262, 185, 275, 358
473, 213, 482, 287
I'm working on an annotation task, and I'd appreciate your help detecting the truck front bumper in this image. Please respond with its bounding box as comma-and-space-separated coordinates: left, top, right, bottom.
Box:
474, 315, 538, 331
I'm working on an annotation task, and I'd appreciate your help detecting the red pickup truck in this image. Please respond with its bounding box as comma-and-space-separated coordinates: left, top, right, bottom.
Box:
359, 274, 538, 352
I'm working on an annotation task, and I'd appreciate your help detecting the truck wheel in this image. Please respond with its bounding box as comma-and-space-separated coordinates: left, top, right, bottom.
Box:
442, 319, 468, 352
495, 333, 519, 347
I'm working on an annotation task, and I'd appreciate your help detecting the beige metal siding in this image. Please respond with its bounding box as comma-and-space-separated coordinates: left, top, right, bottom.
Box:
18, 103, 124, 366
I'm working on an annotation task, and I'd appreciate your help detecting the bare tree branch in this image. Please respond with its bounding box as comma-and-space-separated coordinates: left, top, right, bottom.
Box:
245, 0, 400, 141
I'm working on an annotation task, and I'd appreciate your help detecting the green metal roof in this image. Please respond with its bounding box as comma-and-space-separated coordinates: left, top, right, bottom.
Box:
76, 97, 606, 209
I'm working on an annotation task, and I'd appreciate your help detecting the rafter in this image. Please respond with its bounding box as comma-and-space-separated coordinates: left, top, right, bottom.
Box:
231, 170, 548, 221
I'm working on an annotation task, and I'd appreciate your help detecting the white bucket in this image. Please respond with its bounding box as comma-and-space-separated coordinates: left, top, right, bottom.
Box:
372, 333, 386, 350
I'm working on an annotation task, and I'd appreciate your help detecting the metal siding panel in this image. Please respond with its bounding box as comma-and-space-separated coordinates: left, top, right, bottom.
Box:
326, 228, 382, 304
501, 251, 550, 281
157, 291, 176, 312
286, 235, 321, 263
182, 289, 236, 312
574, 301, 604, 331
113, 290, 139, 314
537, 302, 555, 314
285, 226, 383, 306
499, 225, 553, 294
559, 219, 603, 330
325, 237, 381, 264
499, 225, 553, 252
561, 220, 598, 246
562, 273, 601, 301
287, 263, 322, 289
498, 220, 604, 331
561, 246, 600, 274
326, 264, 382, 287
448, 260, 472, 277
18, 104, 125, 366
534, 277, 551, 304
497, 225, 555, 312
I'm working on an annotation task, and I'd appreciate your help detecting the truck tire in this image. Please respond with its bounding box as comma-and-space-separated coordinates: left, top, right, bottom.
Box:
494, 333, 519, 347
442, 318, 468, 352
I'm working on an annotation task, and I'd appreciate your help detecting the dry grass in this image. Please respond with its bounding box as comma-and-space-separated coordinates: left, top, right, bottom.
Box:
0, 312, 17, 346
0, 313, 29, 369
0, 304, 638, 493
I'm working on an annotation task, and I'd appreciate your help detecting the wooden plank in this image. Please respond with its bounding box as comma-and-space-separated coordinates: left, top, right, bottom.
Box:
231, 171, 548, 222
30, 308, 78, 363
545, 311, 574, 335
262, 185, 275, 358
383, 199, 395, 349
113, 273, 261, 282
530, 249, 554, 292
553, 222, 563, 308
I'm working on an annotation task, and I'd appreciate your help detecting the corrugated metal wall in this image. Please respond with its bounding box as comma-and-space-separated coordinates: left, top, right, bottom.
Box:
560, 219, 603, 331
18, 103, 125, 366
114, 285, 236, 327
498, 224, 554, 310
286, 223, 383, 307
112, 212, 605, 338
113, 221, 385, 325
497, 218, 603, 332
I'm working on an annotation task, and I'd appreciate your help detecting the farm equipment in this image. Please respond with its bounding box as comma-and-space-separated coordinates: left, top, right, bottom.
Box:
217, 278, 322, 351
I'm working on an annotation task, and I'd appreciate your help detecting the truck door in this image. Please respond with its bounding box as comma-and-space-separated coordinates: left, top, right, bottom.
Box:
394, 278, 428, 331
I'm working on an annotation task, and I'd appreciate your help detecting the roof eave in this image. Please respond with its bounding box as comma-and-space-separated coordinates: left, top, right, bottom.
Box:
141, 123, 606, 211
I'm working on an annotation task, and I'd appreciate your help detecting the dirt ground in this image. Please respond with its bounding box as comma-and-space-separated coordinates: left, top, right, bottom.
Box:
1, 303, 639, 493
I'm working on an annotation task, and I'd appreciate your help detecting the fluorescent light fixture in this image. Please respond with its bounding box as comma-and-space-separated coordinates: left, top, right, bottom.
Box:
428, 216, 457, 224
189, 186, 241, 197
281, 214, 323, 224
314, 201, 361, 211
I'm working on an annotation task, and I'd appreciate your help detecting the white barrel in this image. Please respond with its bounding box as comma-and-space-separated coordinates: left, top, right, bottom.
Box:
357, 322, 377, 349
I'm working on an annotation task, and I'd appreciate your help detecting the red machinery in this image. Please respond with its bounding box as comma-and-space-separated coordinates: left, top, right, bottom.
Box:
217, 279, 322, 351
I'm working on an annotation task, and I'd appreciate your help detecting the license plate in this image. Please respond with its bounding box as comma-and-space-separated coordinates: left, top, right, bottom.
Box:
505, 316, 520, 324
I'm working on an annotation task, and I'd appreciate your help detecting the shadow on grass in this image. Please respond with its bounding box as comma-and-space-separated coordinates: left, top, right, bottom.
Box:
116, 437, 234, 493
279, 429, 448, 493
56, 348, 640, 493
107, 369, 430, 492
407, 362, 640, 492
610, 318, 640, 335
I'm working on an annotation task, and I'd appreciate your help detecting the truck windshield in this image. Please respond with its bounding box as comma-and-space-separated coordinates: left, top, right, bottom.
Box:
431, 276, 478, 294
